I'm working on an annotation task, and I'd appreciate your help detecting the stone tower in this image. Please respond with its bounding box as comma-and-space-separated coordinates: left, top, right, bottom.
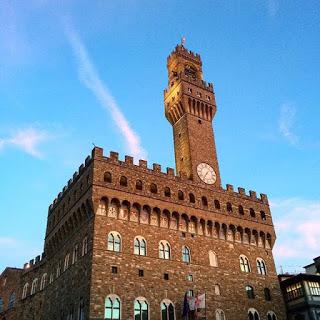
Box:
164, 44, 221, 187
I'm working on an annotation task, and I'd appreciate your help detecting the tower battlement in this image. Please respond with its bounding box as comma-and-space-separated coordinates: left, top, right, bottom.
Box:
167, 44, 202, 66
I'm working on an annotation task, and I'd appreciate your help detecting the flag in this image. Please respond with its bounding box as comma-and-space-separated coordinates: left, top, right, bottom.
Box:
195, 293, 206, 309
188, 296, 196, 311
182, 292, 190, 318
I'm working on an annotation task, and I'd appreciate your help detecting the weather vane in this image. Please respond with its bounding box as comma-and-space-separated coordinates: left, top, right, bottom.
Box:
181, 36, 186, 46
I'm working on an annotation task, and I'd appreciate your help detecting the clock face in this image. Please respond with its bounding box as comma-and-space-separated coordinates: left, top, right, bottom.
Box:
197, 163, 216, 184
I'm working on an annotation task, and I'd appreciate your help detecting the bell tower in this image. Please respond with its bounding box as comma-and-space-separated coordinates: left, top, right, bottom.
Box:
164, 44, 221, 187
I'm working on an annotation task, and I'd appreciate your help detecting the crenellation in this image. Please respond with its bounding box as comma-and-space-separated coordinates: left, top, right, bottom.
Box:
226, 184, 234, 192
152, 163, 161, 172
109, 151, 119, 161
238, 187, 246, 195
250, 190, 257, 199
125, 155, 133, 165
139, 159, 147, 169
85, 155, 91, 165
92, 146, 103, 158
79, 163, 85, 173
68, 179, 72, 186
260, 193, 269, 204
166, 167, 174, 176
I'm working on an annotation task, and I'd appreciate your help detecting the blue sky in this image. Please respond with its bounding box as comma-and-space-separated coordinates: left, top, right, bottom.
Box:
0, 0, 319, 273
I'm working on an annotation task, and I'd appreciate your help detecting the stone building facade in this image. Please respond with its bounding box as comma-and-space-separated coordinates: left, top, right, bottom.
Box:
0, 44, 286, 320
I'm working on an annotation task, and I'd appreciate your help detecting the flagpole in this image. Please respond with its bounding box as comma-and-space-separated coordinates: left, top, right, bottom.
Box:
205, 292, 207, 320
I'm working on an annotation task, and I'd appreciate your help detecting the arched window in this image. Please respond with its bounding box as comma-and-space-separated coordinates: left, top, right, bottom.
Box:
31, 278, 38, 295
189, 193, 195, 203
178, 190, 184, 200
134, 237, 147, 256
56, 261, 61, 277
72, 244, 78, 264
134, 297, 149, 320
240, 255, 251, 273
209, 251, 218, 267
215, 309, 225, 320
159, 241, 171, 260
214, 200, 221, 209
267, 311, 277, 320
202, 196, 208, 207
246, 286, 255, 299
214, 284, 221, 296
108, 232, 121, 252
264, 288, 272, 301
238, 205, 244, 215
82, 236, 88, 256
49, 273, 54, 284
150, 183, 158, 194
257, 258, 267, 275
40, 273, 47, 290
104, 294, 121, 320
164, 187, 171, 197
120, 176, 128, 187
248, 309, 260, 320
22, 283, 29, 299
182, 246, 191, 263
161, 299, 175, 320
64, 253, 70, 271
0, 298, 3, 313
136, 180, 143, 190
250, 208, 256, 217
226, 202, 232, 212
104, 172, 112, 183
260, 211, 266, 221
8, 292, 15, 309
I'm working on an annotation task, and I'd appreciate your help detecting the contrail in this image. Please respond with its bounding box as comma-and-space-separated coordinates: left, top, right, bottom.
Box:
65, 26, 147, 160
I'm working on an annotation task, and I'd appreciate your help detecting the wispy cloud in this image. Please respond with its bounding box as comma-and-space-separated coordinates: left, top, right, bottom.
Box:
266, 0, 280, 17
271, 198, 320, 273
0, 127, 51, 158
65, 24, 147, 160
279, 102, 299, 146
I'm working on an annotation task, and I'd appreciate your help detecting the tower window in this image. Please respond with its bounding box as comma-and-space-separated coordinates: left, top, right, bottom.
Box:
226, 202, 232, 212
138, 269, 144, 277
189, 193, 195, 203
188, 88, 192, 93
187, 274, 193, 282
136, 180, 143, 190
111, 266, 118, 274
119, 176, 128, 187
246, 285, 255, 299
238, 205, 244, 215
202, 196, 208, 207
250, 208, 256, 218
264, 288, 271, 301
164, 273, 169, 280
178, 190, 184, 200
214, 200, 221, 209
260, 211, 266, 221
164, 187, 171, 197
150, 183, 158, 194
198, 119, 202, 124
104, 172, 112, 183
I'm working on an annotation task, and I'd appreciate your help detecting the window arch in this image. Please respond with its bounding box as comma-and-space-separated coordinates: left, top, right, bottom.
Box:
264, 288, 272, 301
22, 283, 29, 299
136, 180, 143, 190
119, 175, 128, 187
257, 258, 267, 275
250, 208, 256, 217
108, 232, 121, 252
226, 202, 232, 212
72, 244, 78, 264
40, 273, 47, 290
209, 251, 218, 267
215, 309, 225, 320
178, 190, 184, 200
246, 286, 255, 299
159, 241, 171, 260
189, 193, 195, 203
248, 308, 260, 320
202, 196, 208, 207
240, 255, 251, 273
150, 183, 158, 194
267, 311, 277, 320
0, 298, 3, 313
104, 172, 112, 183
214, 200, 220, 209
31, 278, 38, 295
82, 236, 88, 256
238, 205, 244, 215
182, 246, 191, 263
134, 297, 149, 320
104, 294, 121, 320
161, 299, 175, 320
134, 237, 147, 256
164, 187, 171, 197
8, 292, 15, 309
